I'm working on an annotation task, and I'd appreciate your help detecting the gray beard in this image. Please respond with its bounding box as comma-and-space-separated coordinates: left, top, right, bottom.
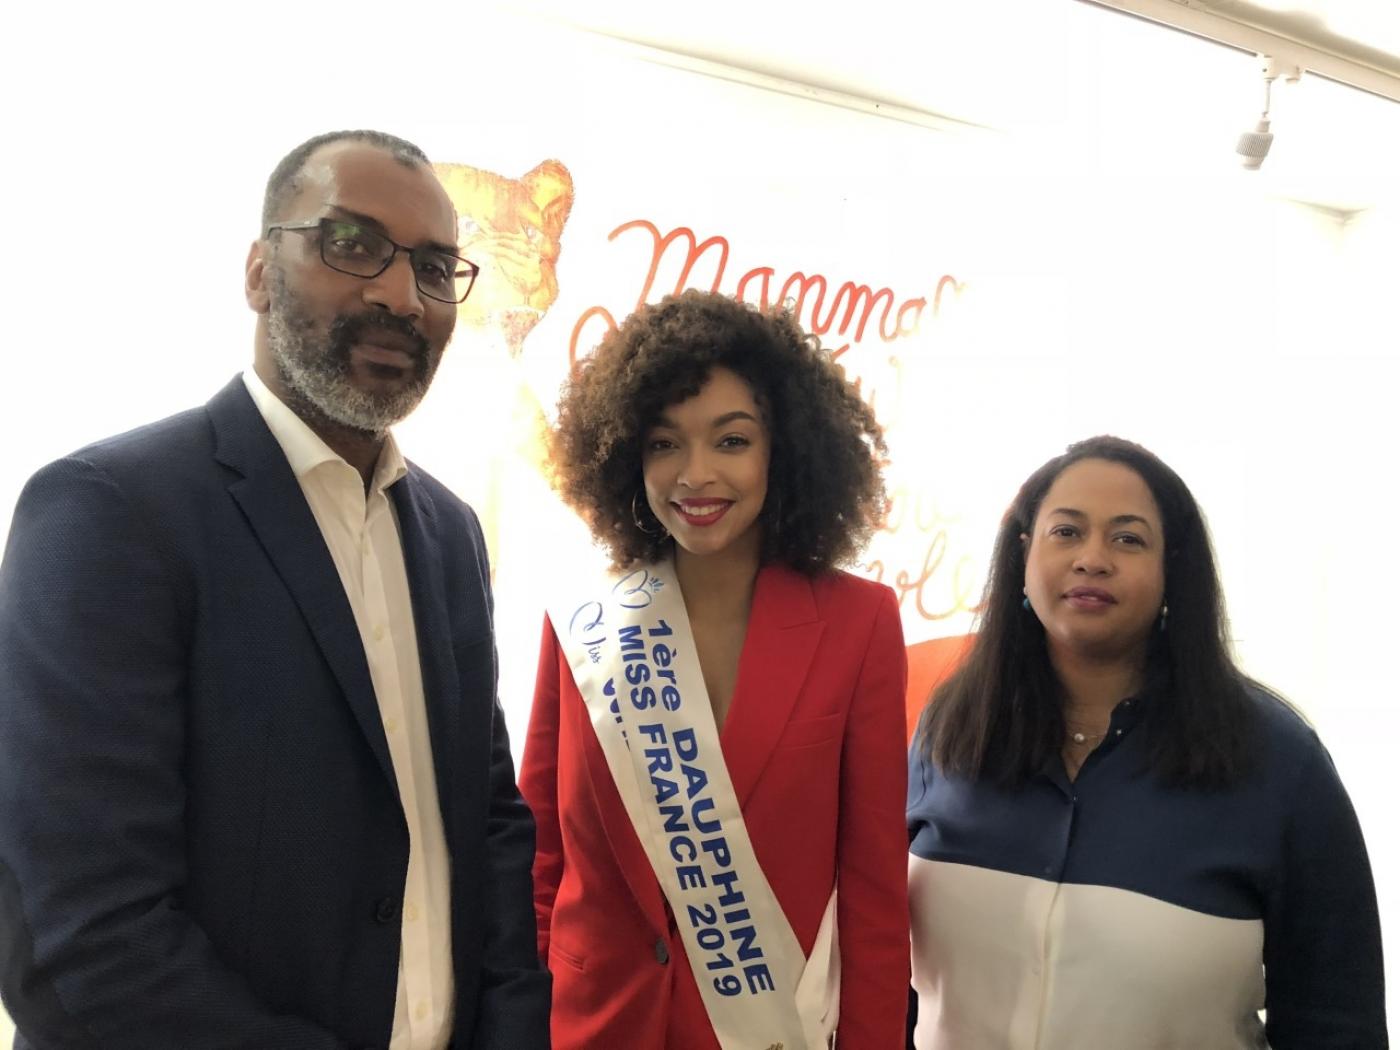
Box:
265, 273, 436, 436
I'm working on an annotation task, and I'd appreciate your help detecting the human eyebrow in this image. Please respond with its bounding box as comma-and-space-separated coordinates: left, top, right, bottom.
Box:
1108, 514, 1155, 533
324, 206, 460, 255
324, 206, 386, 232
1047, 508, 1153, 529
711, 411, 761, 428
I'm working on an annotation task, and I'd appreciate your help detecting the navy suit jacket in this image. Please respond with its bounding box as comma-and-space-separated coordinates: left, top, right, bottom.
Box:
0, 378, 549, 1049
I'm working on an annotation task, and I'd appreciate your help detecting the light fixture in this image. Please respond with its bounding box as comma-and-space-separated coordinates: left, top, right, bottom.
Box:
1237, 53, 1303, 169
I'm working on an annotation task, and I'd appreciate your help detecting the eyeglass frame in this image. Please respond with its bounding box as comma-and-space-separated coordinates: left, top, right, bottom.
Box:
264, 216, 480, 304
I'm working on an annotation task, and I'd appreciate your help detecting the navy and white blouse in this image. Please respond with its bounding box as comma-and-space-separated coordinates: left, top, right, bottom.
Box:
906, 689, 1386, 1049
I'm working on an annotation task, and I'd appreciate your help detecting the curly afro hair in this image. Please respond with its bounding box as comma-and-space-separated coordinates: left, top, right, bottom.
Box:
550, 289, 888, 574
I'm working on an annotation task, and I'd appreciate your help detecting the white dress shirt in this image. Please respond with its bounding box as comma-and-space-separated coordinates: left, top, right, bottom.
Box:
244, 369, 454, 1050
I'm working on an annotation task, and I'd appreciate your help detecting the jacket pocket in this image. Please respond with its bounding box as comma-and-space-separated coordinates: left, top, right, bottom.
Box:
777, 711, 846, 750
549, 938, 587, 972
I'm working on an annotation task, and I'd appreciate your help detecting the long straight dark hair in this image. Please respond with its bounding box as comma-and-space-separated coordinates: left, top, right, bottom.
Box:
918, 435, 1260, 790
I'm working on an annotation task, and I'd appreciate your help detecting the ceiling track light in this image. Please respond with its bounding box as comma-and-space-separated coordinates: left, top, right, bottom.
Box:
1237, 53, 1303, 170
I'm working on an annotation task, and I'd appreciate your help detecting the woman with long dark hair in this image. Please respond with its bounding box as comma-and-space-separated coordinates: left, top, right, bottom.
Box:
523, 290, 911, 1049
907, 435, 1385, 1049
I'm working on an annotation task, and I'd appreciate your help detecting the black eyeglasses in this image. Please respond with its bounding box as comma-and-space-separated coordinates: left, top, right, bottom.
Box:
266, 217, 479, 304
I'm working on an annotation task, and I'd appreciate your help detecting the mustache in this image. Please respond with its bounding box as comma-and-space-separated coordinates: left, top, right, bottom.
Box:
328, 312, 430, 360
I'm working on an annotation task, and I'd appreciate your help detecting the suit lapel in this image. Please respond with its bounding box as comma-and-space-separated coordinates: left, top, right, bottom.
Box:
391, 474, 462, 829
721, 565, 825, 807
573, 562, 824, 935
578, 701, 671, 935
207, 378, 398, 794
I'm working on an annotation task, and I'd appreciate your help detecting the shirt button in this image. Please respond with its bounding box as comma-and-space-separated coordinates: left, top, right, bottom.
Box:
405, 901, 420, 922
654, 937, 670, 964
385, 717, 399, 734
373, 897, 398, 924
415, 1000, 429, 1021
373, 623, 385, 642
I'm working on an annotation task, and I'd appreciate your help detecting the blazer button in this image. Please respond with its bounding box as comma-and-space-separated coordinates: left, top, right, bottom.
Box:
374, 897, 398, 924
654, 937, 670, 964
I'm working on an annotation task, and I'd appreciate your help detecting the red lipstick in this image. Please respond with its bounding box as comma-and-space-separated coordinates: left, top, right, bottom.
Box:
672, 498, 733, 527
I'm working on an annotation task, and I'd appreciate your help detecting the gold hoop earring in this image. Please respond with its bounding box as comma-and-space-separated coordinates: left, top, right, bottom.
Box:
631, 489, 666, 537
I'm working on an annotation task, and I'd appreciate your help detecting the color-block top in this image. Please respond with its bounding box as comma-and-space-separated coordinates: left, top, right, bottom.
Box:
906, 689, 1387, 1050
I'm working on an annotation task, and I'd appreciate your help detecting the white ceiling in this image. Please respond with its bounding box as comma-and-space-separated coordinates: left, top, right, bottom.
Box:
1196, 0, 1400, 67
498, 0, 1400, 212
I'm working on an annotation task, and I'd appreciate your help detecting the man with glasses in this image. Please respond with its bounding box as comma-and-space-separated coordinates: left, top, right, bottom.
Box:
0, 130, 548, 1049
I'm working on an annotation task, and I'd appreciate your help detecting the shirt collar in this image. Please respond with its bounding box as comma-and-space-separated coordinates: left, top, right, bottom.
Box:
241, 368, 408, 494
1037, 689, 1155, 788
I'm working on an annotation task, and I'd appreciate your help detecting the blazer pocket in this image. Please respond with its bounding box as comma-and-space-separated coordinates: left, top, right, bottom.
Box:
777, 711, 846, 750
549, 938, 587, 973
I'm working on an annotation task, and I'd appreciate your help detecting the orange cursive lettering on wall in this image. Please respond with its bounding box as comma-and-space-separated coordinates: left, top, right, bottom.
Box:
866, 532, 982, 622
866, 483, 982, 623
616, 220, 728, 308
568, 305, 617, 370
568, 219, 961, 366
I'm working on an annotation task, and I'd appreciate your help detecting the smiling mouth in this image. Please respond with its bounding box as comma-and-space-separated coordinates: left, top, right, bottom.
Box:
673, 500, 733, 526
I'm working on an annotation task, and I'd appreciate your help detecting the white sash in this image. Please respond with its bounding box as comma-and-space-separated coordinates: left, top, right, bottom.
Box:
548, 559, 840, 1050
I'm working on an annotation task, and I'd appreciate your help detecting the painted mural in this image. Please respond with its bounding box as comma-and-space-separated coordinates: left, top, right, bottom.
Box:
434, 157, 982, 735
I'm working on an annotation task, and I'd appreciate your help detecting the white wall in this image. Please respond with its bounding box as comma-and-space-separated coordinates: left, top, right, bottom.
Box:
1, 1, 1397, 1041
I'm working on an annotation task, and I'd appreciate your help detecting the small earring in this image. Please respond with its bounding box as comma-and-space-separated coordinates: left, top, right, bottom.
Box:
1159, 603, 1169, 632
1022, 597, 1032, 611
631, 489, 666, 537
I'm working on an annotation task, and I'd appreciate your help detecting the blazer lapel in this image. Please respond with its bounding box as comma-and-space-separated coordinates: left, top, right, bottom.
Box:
721, 565, 825, 807
207, 378, 398, 794
571, 563, 823, 936
391, 474, 463, 829
578, 703, 670, 936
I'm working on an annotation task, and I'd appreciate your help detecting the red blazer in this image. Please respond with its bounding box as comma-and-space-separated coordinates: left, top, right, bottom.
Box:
520, 565, 911, 1049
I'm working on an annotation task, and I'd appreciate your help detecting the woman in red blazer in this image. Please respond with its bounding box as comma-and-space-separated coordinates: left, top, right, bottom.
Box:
521, 290, 910, 1049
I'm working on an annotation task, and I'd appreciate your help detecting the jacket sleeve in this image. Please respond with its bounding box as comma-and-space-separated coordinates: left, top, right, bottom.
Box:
1262, 736, 1388, 1049
834, 587, 912, 1046
463, 523, 551, 1050
516, 616, 565, 963
0, 458, 343, 1049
